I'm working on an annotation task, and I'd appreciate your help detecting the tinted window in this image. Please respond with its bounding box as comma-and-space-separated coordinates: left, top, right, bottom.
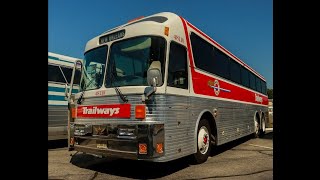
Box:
229, 59, 241, 84
48, 65, 81, 84
190, 33, 215, 73
61, 67, 81, 84
240, 66, 250, 88
48, 65, 67, 83
249, 72, 256, 90
190, 32, 264, 91
212, 48, 230, 79
168, 42, 188, 89
256, 76, 262, 93
191, 33, 230, 79
261, 81, 267, 94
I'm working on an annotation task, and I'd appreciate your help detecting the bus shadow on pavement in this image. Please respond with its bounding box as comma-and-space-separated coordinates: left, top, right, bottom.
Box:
261, 132, 273, 140
48, 139, 68, 149
70, 153, 191, 179
210, 134, 253, 156
69, 134, 265, 179
210, 132, 273, 156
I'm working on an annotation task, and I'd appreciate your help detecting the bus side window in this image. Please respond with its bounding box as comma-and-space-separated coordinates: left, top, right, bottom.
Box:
48, 64, 66, 83
61, 66, 81, 85
167, 42, 188, 89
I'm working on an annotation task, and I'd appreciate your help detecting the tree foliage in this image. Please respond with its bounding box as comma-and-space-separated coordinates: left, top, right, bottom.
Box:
267, 89, 273, 99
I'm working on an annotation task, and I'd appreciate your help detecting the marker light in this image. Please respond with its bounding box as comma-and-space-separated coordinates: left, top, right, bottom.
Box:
156, 143, 164, 154
139, 143, 147, 154
164, 26, 169, 36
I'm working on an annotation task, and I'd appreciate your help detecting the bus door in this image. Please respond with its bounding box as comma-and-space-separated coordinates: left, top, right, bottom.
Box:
165, 41, 190, 151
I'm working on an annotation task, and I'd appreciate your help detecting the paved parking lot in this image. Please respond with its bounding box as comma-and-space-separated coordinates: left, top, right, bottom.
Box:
48, 130, 273, 180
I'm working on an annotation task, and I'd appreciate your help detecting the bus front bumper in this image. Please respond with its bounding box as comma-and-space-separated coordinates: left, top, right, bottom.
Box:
69, 123, 164, 160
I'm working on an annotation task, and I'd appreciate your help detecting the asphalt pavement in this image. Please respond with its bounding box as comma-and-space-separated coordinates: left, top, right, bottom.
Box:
49, 131, 273, 180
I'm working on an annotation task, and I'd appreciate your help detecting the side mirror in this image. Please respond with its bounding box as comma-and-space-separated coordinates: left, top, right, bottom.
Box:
142, 61, 162, 101
147, 61, 162, 87
75, 60, 82, 71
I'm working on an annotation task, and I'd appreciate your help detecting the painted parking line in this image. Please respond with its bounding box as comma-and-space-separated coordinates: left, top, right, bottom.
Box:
245, 143, 273, 149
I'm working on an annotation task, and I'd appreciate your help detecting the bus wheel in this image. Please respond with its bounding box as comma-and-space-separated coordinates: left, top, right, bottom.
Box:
192, 119, 211, 164
254, 117, 260, 138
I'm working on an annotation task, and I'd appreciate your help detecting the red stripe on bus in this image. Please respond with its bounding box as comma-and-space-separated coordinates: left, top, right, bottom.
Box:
180, 17, 268, 106
180, 17, 195, 68
191, 71, 268, 105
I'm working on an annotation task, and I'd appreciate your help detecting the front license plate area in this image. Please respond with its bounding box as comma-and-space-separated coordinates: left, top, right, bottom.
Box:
96, 140, 107, 149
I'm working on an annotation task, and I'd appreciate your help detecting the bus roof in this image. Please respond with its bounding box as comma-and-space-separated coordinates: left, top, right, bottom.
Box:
85, 12, 266, 81
48, 52, 82, 66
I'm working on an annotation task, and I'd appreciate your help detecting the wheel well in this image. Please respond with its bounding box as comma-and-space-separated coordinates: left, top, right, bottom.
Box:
255, 112, 260, 123
202, 112, 217, 143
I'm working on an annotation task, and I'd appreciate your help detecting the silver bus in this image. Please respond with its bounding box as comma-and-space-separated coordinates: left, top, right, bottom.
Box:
66, 12, 268, 163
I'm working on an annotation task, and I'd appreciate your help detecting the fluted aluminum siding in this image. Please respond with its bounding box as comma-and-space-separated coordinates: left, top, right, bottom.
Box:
48, 106, 68, 127
74, 94, 267, 162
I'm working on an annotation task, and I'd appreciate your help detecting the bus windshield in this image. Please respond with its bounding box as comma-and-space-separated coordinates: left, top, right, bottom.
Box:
105, 36, 166, 87
80, 45, 108, 91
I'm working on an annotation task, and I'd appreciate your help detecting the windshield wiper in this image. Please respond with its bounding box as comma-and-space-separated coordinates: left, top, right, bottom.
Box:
115, 85, 128, 103
111, 75, 128, 103
109, 67, 128, 103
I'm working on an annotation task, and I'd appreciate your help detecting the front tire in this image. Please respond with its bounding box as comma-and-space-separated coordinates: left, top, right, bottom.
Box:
192, 119, 211, 164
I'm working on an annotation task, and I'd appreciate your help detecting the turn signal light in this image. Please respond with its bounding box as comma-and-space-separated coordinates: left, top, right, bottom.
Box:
71, 108, 76, 118
70, 137, 74, 145
135, 105, 146, 119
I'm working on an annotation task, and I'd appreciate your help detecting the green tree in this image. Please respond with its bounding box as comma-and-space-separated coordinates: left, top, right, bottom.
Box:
267, 89, 273, 99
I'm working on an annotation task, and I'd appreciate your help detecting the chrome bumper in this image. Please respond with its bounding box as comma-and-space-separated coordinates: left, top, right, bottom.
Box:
70, 123, 164, 160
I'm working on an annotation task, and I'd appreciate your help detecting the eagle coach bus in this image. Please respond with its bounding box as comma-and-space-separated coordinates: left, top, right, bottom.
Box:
65, 12, 268, 163
48, 52, 81, 140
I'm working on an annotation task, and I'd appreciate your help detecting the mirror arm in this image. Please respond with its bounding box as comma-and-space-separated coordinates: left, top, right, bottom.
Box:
146, 86, 157, 98
142, 77, 157, 102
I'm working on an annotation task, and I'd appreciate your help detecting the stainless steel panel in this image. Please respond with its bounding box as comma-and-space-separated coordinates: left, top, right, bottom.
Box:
72, 94, 267, 162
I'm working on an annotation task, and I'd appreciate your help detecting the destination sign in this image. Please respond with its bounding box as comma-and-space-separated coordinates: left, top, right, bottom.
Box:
99, 30, 125, 44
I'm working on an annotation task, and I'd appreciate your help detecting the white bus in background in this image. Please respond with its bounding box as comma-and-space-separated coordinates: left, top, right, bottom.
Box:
48, 52, 81, 140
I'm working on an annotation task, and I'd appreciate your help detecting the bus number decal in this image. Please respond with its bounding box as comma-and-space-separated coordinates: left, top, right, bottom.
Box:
174, 35, 184, 44
95, 90, 106, 96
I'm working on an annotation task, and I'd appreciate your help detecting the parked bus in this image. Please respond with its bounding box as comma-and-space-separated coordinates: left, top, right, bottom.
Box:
48, 52, 81, 140
66, 12, 268, 163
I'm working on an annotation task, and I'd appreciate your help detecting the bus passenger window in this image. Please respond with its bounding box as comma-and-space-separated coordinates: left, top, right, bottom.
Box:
167, 42, 188, 89
48, 64, 67, 83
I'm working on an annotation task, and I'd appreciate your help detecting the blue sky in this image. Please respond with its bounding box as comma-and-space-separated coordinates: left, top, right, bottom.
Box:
49, 0, 273, 88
